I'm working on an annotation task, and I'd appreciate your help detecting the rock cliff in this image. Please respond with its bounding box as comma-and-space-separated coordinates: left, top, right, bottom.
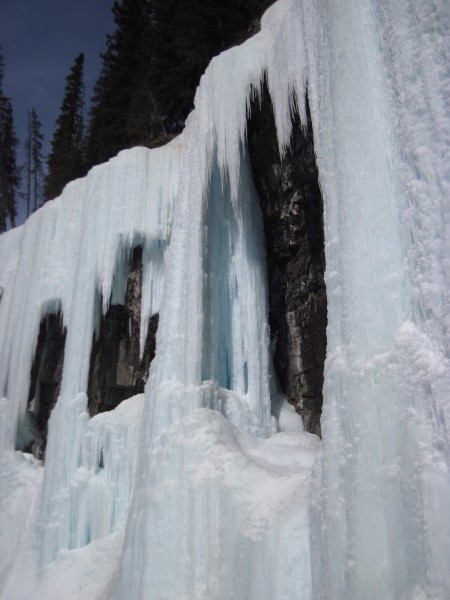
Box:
248, 85, 327, 435
88, 245, 158, 416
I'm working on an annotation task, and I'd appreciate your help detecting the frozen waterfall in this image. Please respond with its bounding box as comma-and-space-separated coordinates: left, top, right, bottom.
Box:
1, 0, 449, 598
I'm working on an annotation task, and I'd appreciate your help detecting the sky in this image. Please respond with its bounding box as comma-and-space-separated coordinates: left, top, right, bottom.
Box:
0, 0, 115, 201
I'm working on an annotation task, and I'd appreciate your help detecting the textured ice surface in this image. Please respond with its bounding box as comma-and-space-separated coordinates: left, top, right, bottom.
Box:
0, 0, 449, 598
308, 1, 450, 598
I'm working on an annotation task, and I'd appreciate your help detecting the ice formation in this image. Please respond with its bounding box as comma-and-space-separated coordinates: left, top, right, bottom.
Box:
0, 0, 449, 598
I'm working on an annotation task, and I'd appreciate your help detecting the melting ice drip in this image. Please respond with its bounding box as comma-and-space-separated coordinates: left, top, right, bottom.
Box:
0, 0, 450, 598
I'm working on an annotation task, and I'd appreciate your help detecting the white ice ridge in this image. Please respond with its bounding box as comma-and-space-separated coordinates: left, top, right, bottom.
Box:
0, 0, 450, 598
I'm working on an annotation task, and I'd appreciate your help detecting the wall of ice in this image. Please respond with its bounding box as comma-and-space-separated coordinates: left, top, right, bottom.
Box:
0, 0, 449, 599
309, 1, 450, 598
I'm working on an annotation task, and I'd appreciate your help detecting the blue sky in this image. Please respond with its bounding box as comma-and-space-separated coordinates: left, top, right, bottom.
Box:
0, 0, 115, 165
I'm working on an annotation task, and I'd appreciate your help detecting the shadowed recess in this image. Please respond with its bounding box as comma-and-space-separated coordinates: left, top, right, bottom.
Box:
16, 309, 67, 458
247, 83, 327, 435
88, 245, 158, 415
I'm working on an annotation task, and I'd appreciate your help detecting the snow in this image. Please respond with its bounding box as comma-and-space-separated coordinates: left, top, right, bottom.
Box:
0, 0, 449, 598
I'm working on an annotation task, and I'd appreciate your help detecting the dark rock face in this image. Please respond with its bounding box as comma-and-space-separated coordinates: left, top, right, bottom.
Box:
25, 311, 66, 456
247, 86, 327, 435
19, 246, 158, 454
88, 246, 158, 416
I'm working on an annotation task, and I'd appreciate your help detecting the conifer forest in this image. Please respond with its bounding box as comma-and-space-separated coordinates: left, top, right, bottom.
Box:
0, 0, 272, 231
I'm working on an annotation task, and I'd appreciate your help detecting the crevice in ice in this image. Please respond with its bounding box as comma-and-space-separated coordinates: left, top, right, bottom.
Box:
16, 309, 67, 458
88, 245, 159, 415
247, 82, 327, 436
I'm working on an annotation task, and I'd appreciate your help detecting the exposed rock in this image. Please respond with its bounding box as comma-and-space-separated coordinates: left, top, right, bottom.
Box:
247, 85, 327, 436
88, 246, 158, 416
23, 311, 66, 457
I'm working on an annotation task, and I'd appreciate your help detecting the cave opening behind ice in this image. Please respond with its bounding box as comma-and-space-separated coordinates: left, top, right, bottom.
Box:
247, 83, 327, 436
88, 242, 159, 416
17, 307, 67, 457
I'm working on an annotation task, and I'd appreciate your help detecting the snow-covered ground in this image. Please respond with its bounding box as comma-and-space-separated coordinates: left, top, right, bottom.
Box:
0, 0, 449, 598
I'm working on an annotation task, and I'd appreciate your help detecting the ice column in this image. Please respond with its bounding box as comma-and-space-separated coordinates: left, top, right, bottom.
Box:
309, 0, 450, 598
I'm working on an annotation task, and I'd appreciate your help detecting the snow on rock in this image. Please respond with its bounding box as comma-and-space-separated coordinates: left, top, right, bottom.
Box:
0, 0, 449, 598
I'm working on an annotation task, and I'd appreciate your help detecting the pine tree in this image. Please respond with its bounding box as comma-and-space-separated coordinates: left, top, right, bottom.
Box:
24, 108, 44, 216
44, 53, 85, 201
86, 0, 275, 169
149, 0, 265, 133
24, 111, 32, 218
31, 109, 44, 212
86, 0, 157, 168
0, 48, 20, 233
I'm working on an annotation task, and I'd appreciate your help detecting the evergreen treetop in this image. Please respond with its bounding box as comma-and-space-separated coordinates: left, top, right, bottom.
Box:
86, 0, 155, 167
44, 53, 86, 202
0, 47, 20, 233
24, 108, 44, 216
